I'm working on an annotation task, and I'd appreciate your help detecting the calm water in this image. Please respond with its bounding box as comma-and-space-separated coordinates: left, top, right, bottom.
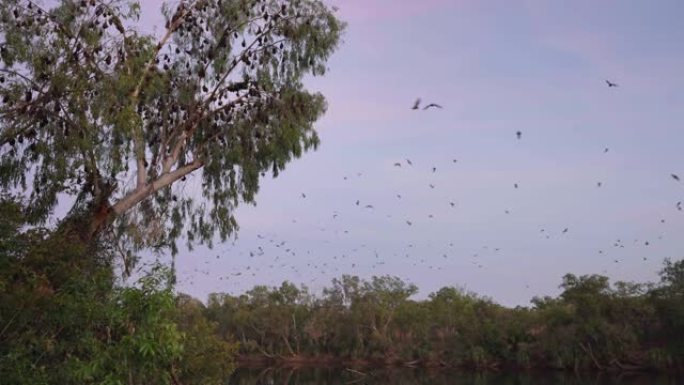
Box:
228, 368, 681, 385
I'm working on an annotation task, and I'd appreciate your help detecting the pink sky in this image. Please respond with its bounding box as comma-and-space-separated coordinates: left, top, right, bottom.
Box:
128, 0, 684, 306
332, 0, 457, 22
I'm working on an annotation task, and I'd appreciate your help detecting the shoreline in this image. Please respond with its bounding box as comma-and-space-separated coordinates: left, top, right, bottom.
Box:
235, 354, 677, 373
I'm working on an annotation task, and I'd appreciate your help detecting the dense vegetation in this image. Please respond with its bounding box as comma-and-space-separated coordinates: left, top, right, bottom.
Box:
228, 367, 678, 385
0, 198, 237, 384
0, 0, 343, 383
201, 263, 684, 372
2, 193, 683, 383
1, 3, 682, 381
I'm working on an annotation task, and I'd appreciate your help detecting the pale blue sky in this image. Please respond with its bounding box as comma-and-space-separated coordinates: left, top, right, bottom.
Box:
135, 1, 684, 306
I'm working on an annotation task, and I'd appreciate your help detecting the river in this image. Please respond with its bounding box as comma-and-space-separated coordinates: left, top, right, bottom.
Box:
228, 367, 681, 385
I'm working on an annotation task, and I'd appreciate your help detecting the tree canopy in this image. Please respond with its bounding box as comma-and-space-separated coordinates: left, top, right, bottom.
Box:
197, 268, 684, 371
0, 0, 344, 255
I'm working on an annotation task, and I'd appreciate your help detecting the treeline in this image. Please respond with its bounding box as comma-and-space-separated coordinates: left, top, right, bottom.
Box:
200, 263, 684, 372
0, 199, 236, 385
2, 191, 683, 382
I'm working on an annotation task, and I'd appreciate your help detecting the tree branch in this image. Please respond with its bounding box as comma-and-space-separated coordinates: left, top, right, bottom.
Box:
112, 158, 204, 216
129, 2, 199, 188
130, 1, 197, 101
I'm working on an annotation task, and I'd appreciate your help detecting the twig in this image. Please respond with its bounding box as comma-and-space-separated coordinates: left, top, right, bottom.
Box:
345, 368, 367, 376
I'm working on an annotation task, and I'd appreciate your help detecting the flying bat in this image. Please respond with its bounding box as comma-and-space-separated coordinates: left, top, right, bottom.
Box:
411, 98, 421, 110
423, 103, 442, 110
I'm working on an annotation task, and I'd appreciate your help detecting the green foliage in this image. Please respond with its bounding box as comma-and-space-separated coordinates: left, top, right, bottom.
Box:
204, 267, 684, 372
651, 259, 684, 357
174, 293, 238, 385
3, 198, 681, 378
0, 0, 344, 255
0, 198, 236, 384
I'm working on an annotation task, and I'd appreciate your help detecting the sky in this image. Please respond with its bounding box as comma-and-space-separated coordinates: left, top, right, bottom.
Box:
133, 0, 684, 306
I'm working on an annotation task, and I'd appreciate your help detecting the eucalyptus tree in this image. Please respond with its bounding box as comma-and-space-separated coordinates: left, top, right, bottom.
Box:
0, 0, 343, 256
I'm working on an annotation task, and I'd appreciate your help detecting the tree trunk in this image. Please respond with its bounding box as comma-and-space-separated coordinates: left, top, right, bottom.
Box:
58, 159, 204, 248
55, 194, 114, 251
88, 202, 114, 241
579, 342, 604, 370
281, 333, 295, 356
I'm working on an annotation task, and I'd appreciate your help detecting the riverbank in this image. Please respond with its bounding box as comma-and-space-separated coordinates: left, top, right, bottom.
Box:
235, 354, 681, 373
204, 268, 684, 377
237, 354, 465, 369
228, 366, 684, 385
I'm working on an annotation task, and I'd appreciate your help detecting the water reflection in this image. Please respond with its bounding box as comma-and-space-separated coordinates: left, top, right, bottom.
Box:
228, 367, 681, 385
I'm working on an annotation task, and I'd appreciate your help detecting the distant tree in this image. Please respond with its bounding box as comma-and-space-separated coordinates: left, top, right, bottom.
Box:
657, 258, 684, 297
197, 270, 684, 371
0, 0, 344, 258
362, 276, 418, 334
559, 273, 611, 316
174, 293, 238, 385
651, 258, 684, 355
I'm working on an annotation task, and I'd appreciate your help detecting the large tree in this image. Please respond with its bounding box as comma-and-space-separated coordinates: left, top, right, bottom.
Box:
0, 0, 343, 255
